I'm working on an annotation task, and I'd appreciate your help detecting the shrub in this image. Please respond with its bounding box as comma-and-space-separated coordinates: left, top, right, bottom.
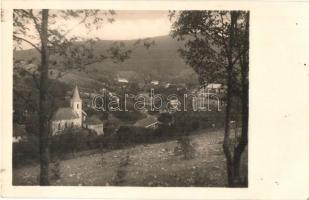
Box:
50, 160, 61, 180
113, 110, 146, 122
13, 135, 39, 167
158, 112, 173, 125
173, 110, 225, 132
107, 126, 156, 147
174, 136, 195, 160
50, 128, 99, 159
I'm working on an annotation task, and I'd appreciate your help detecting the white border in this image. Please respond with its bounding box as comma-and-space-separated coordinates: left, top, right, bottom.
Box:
1, 1, 309, 199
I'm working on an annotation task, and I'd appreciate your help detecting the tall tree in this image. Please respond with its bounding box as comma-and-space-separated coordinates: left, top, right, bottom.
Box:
13, 9, 154, 185
170, 10, 249, 186
233, 12, 249, 181
14, 9, 119, 185
38, 9, 50, 185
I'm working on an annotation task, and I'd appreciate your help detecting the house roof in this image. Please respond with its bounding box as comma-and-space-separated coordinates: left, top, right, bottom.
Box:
72, 85, 81, 101
85, 115, 102, 125
151, 80, 159, 85
117, 78, 128, 83
206, 83, 222, 89
134, 116, 157, 127
52, 107, 79, 121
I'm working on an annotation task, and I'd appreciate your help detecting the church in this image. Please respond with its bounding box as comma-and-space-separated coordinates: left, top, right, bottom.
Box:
51, 85, 104, 136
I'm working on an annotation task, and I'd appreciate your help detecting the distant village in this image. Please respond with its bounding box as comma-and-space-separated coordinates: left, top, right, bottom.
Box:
13, 71, 225, 143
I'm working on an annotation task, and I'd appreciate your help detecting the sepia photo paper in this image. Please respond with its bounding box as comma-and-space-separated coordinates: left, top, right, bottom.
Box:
1, 0, 309, 199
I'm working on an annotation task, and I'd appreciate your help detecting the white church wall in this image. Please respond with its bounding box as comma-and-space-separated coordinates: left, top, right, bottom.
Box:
51, 118, 81, 135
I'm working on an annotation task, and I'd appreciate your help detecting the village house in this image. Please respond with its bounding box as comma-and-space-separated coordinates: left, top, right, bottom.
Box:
134, 115, 159, 129
206, 83, 226, 94
117, 77, 129, 83
192, 84, 224, 111
83, 115, 104, 135
151, 80, 159, 85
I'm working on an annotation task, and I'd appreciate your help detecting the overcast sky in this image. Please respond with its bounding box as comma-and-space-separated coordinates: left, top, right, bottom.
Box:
70, 10, 172, 40
15, 10, 172, 49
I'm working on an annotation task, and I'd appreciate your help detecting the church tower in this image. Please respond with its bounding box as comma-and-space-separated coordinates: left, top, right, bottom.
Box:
70, 85, 82, 122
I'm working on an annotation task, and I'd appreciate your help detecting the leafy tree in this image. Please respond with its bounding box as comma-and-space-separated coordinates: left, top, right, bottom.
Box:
158, 112, 174, 125
235, 12, 249, 185
13, 9, 154, 185
170, 10, 249, 186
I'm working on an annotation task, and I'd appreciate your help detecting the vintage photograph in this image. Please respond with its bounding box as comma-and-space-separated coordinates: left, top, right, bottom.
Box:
12, 10, 249, 187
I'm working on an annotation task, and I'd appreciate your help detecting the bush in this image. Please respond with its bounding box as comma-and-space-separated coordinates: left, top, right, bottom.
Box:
104, 126, 157, 148
13, 135, 39, 167
174, 136, 195, 160
50, 128, 99, 159
113, 110, 146, 122
173, 110, 225, 132
158, 112, 173, 125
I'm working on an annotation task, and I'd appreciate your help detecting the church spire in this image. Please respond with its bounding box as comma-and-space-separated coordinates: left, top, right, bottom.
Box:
72, 85, 81, 101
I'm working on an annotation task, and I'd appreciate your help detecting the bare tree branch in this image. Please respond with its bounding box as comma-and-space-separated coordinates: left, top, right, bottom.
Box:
62, 13, 88, 37
219, 12, 229, 58
13, 35, 41, 53
29, 9, 42, 40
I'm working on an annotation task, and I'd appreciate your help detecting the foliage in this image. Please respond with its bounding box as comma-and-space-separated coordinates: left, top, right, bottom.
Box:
114, 126, 154, 145
13, 135, 39, 168
111, 150, 131, 185
50, 128, 97, 159
157, 112, 173, 125
112, 110, 146, 123
173, 110, 225, 131
170, 11, 247, 95
50, 160, 61, 180
13, 9, 155, 185
174, 136, 195, 160
170, 10, 249, 186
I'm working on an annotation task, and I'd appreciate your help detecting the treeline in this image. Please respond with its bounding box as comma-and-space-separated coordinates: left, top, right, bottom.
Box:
13, 110, 226, 168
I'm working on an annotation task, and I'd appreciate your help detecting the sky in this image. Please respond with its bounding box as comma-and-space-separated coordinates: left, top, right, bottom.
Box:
15, 10, 172, 49
69, 10, 172, 40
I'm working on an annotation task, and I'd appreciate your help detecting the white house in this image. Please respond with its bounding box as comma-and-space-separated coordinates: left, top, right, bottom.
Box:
192, 85, 224, 111
117, 77, 129, 83
206, 83, 225, 94
151, 80, 159, 85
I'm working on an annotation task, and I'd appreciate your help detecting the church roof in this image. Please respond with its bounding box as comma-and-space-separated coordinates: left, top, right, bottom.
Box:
72, 85, 81, 101
85, 115, 102, 125
52, 107, 79, 121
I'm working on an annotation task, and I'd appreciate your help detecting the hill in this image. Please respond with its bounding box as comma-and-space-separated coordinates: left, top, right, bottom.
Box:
14, 35, 199, 89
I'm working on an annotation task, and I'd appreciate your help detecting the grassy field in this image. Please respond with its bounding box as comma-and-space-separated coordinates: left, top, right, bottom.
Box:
13, 129, 247, 187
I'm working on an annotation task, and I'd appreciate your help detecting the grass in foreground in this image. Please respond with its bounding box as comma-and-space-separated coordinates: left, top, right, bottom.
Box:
13, 129, 247, 187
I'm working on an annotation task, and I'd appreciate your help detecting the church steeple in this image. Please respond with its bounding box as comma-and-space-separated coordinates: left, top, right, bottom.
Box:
70, 85, 82, 119
72, 85, 81, 101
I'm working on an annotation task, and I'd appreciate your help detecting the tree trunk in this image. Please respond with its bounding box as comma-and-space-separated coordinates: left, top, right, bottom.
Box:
223, 66, 233, 185
223, 11, 249, 187
39, 9, 50, 185
223, 11, 238, 187
232, 55, 248, 185
232, 12, 249, 183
